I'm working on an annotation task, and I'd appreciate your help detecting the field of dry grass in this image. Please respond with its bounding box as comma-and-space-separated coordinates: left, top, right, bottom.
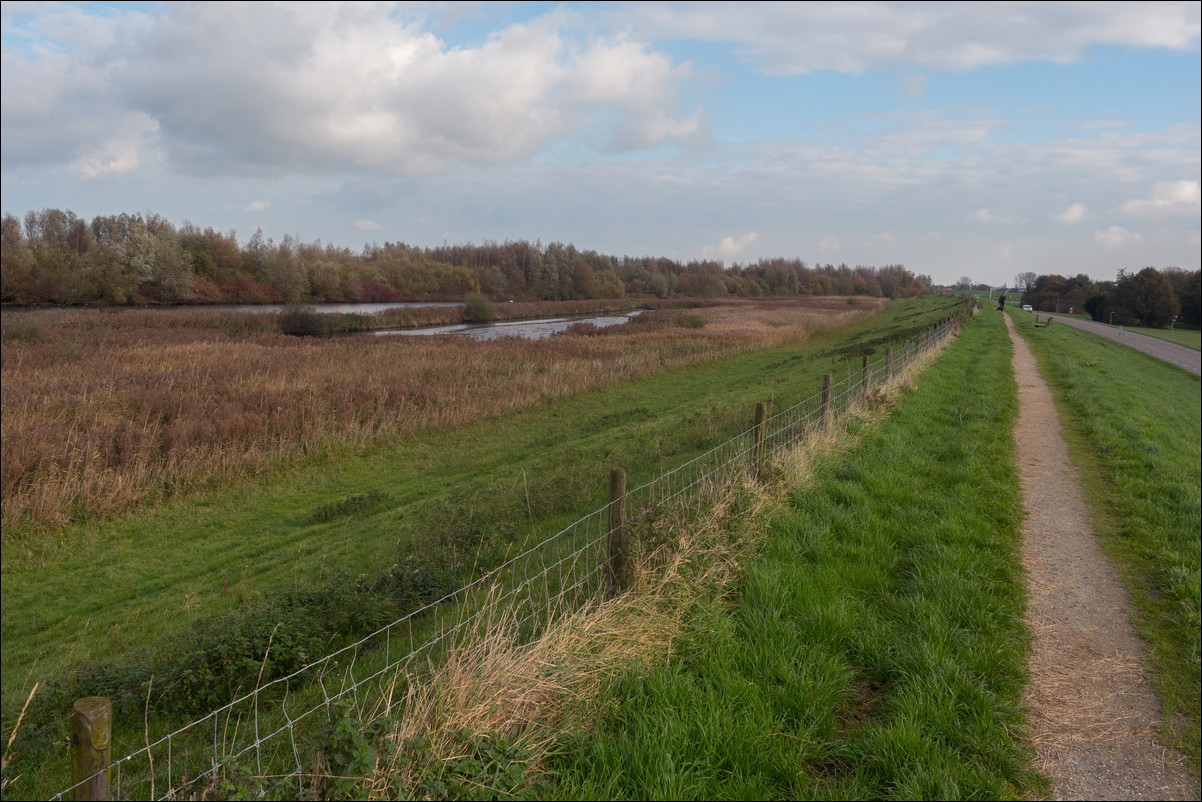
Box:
1, 296, 883, 533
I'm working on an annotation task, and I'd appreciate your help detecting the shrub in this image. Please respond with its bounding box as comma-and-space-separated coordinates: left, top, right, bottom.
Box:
562, 321, 599, 336
0, 316, 45, 342
280, 306, 331, 337
461, 292, 495, 323
672, 312, 706, 329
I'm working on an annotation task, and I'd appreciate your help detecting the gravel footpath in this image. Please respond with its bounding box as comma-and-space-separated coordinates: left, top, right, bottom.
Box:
1005, 312, 1197, 800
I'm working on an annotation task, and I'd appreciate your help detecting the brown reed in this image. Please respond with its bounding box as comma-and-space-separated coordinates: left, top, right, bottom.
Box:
1, 297, 882, 533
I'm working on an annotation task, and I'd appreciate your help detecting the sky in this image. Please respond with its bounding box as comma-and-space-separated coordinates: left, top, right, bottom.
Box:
1, 1, 1199, 288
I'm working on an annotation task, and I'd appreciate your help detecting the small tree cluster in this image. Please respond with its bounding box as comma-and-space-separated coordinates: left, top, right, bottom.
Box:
1018, 266, 1199, 327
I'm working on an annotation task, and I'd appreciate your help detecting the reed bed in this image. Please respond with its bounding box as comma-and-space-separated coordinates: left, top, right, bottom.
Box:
1, 297, 881, 533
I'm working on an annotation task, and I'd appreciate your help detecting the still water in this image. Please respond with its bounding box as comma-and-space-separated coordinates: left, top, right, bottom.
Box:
375, 310, 644, 340
1, 302, 644, 341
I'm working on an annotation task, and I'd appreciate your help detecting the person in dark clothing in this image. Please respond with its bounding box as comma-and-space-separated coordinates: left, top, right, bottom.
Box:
996, 292, 1006, 311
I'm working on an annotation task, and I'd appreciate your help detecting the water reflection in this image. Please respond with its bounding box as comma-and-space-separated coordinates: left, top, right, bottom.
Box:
375, 310, 644, 340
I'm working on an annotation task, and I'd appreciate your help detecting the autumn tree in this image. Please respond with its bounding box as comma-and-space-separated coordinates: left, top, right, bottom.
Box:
0, 213, 35, 303
1023, 274, 1066, 312
1110, 266, 1180, 327
571, 257, 597, 299
1163, 267, 1201, 326
1058, 273, 1097, 312
2, 206, 933, 307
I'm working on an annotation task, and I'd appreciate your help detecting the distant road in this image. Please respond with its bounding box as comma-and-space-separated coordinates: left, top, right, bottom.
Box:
1025, 314, 1201, 376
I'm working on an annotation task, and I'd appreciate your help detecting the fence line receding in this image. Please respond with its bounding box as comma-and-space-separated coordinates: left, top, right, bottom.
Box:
49, 314, 964, 801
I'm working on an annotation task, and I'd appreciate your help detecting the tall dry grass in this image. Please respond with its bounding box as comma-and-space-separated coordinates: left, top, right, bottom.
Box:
1, 297, 882, 533
355, 380, 910, 799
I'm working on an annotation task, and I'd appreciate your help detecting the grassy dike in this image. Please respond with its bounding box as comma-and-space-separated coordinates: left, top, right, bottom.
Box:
1011, 316, 1201, 773
541, 308, 1042, 799
0, 297, 965, 783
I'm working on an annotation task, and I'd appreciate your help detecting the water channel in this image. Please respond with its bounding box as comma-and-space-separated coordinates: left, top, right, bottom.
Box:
3, 302, 646, 341
196, 301, 646, 339
374, 310, 645, 340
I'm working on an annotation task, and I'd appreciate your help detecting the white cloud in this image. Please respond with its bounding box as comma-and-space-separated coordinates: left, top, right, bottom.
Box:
1055, 203, 1086, 223
1094, 225, 1144, 248
1, 3, 1197, 290
354, 220, 381, 231
77, 139, 140, 179
702, 231, 758, 258
245, 200, 270, 212
0, 4, 705, 178
626, 1, 1201, 74
975, 208, 1011, 223
1117, 180, 1202, 219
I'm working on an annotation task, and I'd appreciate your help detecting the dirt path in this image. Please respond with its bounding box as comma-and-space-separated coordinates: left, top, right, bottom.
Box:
1004, 312, 1196, 800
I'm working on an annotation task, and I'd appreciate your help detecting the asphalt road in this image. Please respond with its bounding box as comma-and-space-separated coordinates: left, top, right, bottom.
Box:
1019, 312, 1201, 376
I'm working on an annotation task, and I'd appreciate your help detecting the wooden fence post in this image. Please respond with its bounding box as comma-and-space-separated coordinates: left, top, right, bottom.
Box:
606, 467, 628, 597
753, 401, 767, 480
885, 347, 893, 382
861, 355, 869, 397
70, 697, 111, 802
820, 374, 832, 428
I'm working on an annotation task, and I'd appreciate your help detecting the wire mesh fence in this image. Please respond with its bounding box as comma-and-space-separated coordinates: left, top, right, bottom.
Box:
49, 315, 961, 801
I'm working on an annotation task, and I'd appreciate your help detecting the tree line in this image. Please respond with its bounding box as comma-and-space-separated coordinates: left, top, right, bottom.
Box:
1010, 267, 1200, 328
1, 208, 932, 307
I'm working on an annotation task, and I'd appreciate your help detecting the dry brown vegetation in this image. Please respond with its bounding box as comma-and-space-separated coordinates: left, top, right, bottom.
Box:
0, 296, 883, 533
356, 383, 909, 799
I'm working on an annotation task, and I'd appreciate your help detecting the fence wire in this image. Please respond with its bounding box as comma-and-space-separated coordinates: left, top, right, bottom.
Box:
50, 316, 961, 801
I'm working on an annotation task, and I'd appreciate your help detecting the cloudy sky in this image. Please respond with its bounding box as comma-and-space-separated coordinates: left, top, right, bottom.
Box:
2, 1, 1199, 287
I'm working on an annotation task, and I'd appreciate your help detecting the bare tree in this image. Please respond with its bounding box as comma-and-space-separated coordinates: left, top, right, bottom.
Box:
1014, 271, 1037, 292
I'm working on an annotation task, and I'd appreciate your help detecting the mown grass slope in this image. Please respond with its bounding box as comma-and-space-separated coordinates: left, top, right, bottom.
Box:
1, 296, 964, 777
544, 307, 1041, 799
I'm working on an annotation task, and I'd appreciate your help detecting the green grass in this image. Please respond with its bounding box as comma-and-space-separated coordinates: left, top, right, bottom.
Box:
1032, 312, 1202, 350
545, 310, 1042, 800
1118, 323, 1200, 350
1011, 317, 1202, 773
0, 297, 964, 728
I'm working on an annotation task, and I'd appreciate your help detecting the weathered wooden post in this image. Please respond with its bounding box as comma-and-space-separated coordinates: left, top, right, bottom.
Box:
753, 401, 767, 480
861, 355, 869, 397
885, 347, 893, 382
606, 467, 628, 597
70, 697, 111, 802
820, 374, 832, 428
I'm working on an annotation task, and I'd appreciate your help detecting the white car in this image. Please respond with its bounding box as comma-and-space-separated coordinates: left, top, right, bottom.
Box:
1022, 304, 1033, 312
